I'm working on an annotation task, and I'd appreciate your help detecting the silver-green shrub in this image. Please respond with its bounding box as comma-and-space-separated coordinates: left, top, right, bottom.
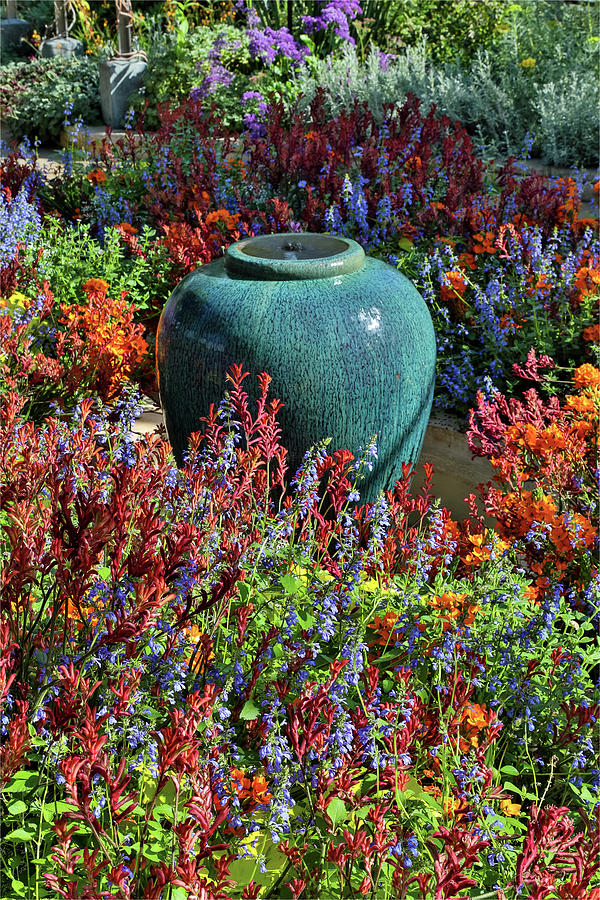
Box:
534, 71, 600, 169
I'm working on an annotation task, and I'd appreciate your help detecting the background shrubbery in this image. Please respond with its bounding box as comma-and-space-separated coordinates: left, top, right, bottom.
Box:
1, 0, 598, 167
296, 1, 599, 165
0, 56, 101, 145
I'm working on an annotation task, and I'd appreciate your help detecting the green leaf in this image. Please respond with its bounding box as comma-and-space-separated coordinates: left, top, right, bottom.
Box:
296, 612, 315, 629
11, 880, 25, 897
326, 797, 347, 826
2, 770, 38, 793
4, 827, 35, 842
240, 700, 260, 721
503, 782, 524, 797
237, 580, 251, 604
96, 566, 111, 579
42, 801, 77, 823
500, 765, 520, 776
397, 237, 414, 252
280, 574, 300, 595
153, 803, 175, 819
7, 799, 27, 815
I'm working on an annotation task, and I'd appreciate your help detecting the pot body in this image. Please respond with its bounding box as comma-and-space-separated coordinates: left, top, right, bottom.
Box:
98, 57, 146, 128
156, 238, 436, 502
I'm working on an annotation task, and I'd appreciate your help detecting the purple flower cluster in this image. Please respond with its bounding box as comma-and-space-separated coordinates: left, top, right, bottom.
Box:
301, 0, 362, 45
247, 24, 309, 66
244, 7, 309, 66
192, 31, 237, 100
241, 90, 268, 139
0, 181, 41, 266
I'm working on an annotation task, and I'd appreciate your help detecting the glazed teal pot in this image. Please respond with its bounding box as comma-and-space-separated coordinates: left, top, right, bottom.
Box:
156, 233, 436, 502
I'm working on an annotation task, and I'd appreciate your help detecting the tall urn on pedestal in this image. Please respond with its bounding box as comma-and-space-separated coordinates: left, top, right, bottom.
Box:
156, 233, 436, 502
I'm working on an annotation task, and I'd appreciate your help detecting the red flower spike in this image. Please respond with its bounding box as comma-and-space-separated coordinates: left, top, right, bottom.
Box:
286, 878, 307, 900
0, 698, 30, 784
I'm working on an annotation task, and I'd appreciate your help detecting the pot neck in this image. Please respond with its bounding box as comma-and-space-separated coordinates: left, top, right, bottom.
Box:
225, 233, 365, 280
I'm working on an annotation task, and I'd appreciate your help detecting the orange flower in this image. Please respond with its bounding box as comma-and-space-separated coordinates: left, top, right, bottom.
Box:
430, 592, 466, 615
428, 592, 479, 631
205, 208, 241, 231
230, 768, 252, 800
500, 798, 522, 816
523, 585, 541, 606
458, 251, 477, 272
572, 265, 600, 304
565, 393, 597, 418
60, 289, 148, 399
461, 533, 508, 568
82, 278, 109, 295
251, 774, 272, 805
440, 270, 467, 305
462, 702, 492, 730
573, 363, 600, 390
369, 609, 400, 645
184, 626, 214, 672
472, 231, 496, 254
583, 323, 600, 342
86, 168, 106, 185
229, 768, 271, 807
406, 155, 423, 170
116, 222, 138, 235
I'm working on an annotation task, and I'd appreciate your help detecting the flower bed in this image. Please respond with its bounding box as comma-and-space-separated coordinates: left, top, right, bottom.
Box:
1, 11, 599, 896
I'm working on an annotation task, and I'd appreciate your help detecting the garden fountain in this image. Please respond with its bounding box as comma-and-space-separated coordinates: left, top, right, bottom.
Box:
157, 232, 436, 503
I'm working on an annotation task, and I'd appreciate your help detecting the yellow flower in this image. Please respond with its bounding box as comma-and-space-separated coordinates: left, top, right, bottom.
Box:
0, 291, 29, 310
520, 58, 536, 68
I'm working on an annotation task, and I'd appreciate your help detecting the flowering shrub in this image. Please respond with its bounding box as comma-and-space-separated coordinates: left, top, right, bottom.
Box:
0, 263, 148, 420
1, 357, 598, 897
468, 354, 598, 595
1, 6, 599, 896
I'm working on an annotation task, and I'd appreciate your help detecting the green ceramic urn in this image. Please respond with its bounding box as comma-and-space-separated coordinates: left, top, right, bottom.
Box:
156, 232, 436, 502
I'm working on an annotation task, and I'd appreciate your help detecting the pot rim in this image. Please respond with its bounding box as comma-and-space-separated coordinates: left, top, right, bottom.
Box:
225, 232, 366, 280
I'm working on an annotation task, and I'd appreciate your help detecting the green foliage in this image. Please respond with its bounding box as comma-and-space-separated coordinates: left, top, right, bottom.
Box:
19, 0, 55, 35
0, 56, 101, 145
355, 0, 507, 64
129, 23, 252, 130
534, 70, 600, 168
22, 217, 173, 322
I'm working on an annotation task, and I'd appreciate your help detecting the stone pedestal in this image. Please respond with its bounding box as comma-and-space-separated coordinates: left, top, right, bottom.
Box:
40, 36, 84, 58
98, 57, 147, 128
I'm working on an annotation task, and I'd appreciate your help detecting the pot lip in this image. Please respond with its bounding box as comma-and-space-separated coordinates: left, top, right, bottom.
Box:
225, 232, 366, 280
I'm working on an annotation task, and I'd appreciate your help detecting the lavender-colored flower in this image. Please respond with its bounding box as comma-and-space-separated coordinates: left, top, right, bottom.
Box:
246, 24, 309, 66
302, 0, 362, 44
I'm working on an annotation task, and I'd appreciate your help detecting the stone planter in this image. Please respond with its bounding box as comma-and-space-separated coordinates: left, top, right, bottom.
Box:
156, 232, 436, 502
98, 56, 146, 129
40, 36, 84, 58
0, 17, 30, 52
